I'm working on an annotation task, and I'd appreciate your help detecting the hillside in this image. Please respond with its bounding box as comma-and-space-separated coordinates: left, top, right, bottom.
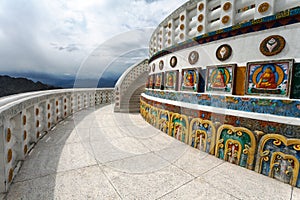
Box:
0, 75, 61, 98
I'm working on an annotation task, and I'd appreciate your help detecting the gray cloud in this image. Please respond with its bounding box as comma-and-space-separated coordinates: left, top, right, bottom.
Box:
0, 0, 187, 79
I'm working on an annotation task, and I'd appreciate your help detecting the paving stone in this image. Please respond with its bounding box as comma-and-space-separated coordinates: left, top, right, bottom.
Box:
7, 166, 120, 200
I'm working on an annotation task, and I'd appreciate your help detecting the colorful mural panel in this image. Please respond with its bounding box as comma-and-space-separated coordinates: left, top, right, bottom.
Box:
170, 113, 189, 144
157, 109, 170, 134
189, 118, 216, 154
206, 65, 235, 93
165, 71, 178, 91
181, 69, 198, 92
148, 106, 158, 127
256, 134, 300, 187
154, 73, 164, 90
149, 75, 154, 89
215, 125, 256, 169
246, 60, 293, 96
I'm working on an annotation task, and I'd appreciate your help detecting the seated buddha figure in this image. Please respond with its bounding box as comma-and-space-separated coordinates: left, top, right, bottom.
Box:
212, 69, 225, 88
256, 67, 277, 89
185, 72, 194, 87
155, 75, 161, 87
167, 74, 173, 87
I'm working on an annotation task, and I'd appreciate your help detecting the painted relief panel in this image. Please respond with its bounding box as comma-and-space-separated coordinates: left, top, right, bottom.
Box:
256, 134, 300, 187
154, 73, 164, 90
148, 106, 158, 127
206, 65, 235, 93
189, 118, 216, 154
181, 69, 198, 92
170, 113, 189, 144
165, 71, 178, 91
246, 60, 293, 96
215, 125, 256, 169
157, 109, 170, 134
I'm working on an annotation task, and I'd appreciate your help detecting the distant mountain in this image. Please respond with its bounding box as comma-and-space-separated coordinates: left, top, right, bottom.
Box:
0, 75, 61, 98
1, 72, 119, 88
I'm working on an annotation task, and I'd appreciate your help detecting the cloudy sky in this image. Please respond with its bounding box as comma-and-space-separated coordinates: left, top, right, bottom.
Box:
0, 0, 187, 82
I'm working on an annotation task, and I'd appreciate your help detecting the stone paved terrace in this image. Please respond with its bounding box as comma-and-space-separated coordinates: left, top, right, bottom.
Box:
3, 104, 300, 200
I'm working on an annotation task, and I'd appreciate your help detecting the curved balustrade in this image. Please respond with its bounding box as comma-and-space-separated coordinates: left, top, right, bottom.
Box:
114, 59, 149, 112
0, 88, 114, 192
149, 0, 300, 56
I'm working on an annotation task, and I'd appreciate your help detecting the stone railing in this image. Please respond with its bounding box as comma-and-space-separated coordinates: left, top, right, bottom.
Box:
114, 59, 149, 112
0, 88, 114, 192
149, 0, 300, 56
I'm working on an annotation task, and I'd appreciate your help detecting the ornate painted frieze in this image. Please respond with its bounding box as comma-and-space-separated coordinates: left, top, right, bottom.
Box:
256, 134, 300, 187
140, 98, 300, 187
157, 109, 170, 134
189, 118, 216, 154
215, 125, 256, 169
170, 113, 189, 143
144, 89, 300, 118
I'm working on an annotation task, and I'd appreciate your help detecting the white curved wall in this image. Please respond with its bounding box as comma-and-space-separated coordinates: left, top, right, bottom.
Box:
0, 88, 114, 192
149, 23, 300, 75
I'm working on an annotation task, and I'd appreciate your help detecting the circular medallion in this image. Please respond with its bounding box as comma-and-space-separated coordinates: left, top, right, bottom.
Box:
188, 51, 199, 65
8, 168, 13, 182
23, 130, 27, 140
7, 149, 12, 163
24, 145, 28, 154
198, 3, 204, 11
6, 128, 11, 143
180, 15, 185, 21
260, 35, 285, 56
222, 15, 230, 24
198, 14, 204, 22
216, 44, 232, 61
223, 2, 231, 11
152, 63, 155, 72
170, 56, 177, 68
180, 33, 184, 40
180, 24, 185, 30
258, 2, 270, 13
159, 60, 164, 70
197, 25, 203, 32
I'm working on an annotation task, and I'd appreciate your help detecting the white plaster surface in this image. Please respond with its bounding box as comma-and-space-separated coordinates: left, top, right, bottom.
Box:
3, 104, 295, 199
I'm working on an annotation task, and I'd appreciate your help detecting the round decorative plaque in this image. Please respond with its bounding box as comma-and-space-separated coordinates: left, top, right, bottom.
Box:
223, 2, 231, 11
260, 35, 285, 56
258, 2, 270, 13
222, 15, 230, 24
170, 56, 177, 68
188, 51, 199, 65
216, 44, 232, 61
152, 63, 155, 72
159, 60, 164, 70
